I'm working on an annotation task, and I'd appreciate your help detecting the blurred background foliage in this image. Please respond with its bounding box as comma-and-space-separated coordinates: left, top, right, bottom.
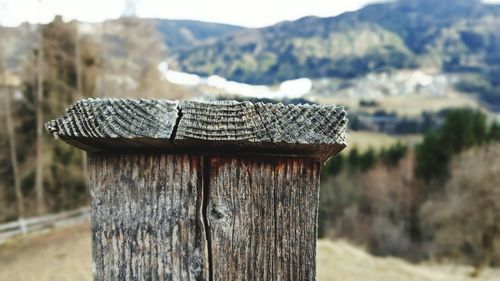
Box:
1, 0, 500, 277
320, 108, 500, 270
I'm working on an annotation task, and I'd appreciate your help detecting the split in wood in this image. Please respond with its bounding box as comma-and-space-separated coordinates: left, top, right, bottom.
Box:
46, 99, 347, 162
88, 153, 321, 281
47, 99, 348, 281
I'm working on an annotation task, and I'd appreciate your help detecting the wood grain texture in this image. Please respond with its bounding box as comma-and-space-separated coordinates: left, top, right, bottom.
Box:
176, 101, 346, 146
50, 99, 347, 281
46, 99, 347, 160
87, 154, 322, 281
88, 153, 206, 281
206, 156, 320, 281
176, 100, 270, 142
45, 98, 179, 139
254, 102, 347, 145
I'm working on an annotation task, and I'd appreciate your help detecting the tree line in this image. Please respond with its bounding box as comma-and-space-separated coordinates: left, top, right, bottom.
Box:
0, 16, 185, 222
320, 108, 500, 275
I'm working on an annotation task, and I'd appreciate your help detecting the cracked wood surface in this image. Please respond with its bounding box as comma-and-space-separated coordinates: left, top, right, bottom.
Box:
46, 99, 347, 161
88, 153, 320, 281
51, 99, 347, 281
88, 154, 206, 281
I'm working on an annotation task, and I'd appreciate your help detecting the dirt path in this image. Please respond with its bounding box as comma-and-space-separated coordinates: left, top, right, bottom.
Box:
0, 223, 92, 281
1, 223, 499, 281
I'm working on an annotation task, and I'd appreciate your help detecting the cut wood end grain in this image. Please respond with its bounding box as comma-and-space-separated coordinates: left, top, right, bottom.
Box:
46, 99, 348, 159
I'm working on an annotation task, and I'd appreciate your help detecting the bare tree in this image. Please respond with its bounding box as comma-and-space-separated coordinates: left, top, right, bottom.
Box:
72, 21, 89, 185
122, 0, 140, 17
35, 1, 46, 215
120, 0, 140, 96
420, 144, 500, 277
1, 25, 25, 218
0, 23, 25, 218
74, 22, 83, 101
100, 17, 169, 98
3, 85, 25, 218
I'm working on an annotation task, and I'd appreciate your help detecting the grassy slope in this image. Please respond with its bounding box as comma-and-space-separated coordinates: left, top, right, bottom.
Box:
1, 223, 499, 281
347, 131, 422, 153
317, 240, 500, 281
314, 92, 481, 118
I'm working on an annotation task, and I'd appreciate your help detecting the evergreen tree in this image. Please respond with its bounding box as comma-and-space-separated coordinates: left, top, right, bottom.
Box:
359, 148, 376, 172
381, 142, 408, 167
488, 122, 500, 141
322, 154, 345, 176
415, 108, 488, 182
348, 147, 360, 172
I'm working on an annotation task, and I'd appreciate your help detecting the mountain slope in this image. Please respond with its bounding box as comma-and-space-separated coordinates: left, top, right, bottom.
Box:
176, 20, 416, 84
340, 0, 500, 53
152, 19, 243, 51
174, 0, 500, 87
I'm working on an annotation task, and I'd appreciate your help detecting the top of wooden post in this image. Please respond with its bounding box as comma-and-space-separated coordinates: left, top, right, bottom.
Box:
45, 99, 347, 161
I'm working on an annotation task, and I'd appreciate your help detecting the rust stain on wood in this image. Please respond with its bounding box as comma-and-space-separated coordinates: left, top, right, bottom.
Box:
88, 153, 321, 281
205, 156, 320, 281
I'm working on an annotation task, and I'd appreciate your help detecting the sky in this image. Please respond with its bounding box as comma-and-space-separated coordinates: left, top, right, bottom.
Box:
1, 0, 500, 28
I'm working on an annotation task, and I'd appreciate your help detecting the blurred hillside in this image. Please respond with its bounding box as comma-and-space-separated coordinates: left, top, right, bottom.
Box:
152, 19, 243, 51
0, 15, 195, 223
174, 0, 500, 109
2, 0, 500, 109
0, 17, 242, 76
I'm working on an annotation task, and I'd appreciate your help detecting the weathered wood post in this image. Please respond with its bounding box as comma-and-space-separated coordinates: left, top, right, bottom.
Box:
46, 99, 347, 281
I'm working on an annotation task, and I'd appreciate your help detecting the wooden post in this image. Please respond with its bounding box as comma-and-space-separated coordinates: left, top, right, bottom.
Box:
46, 99, 347, 281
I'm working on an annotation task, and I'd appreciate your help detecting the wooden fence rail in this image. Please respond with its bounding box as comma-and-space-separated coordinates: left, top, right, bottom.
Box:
0, 207, 90, 244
